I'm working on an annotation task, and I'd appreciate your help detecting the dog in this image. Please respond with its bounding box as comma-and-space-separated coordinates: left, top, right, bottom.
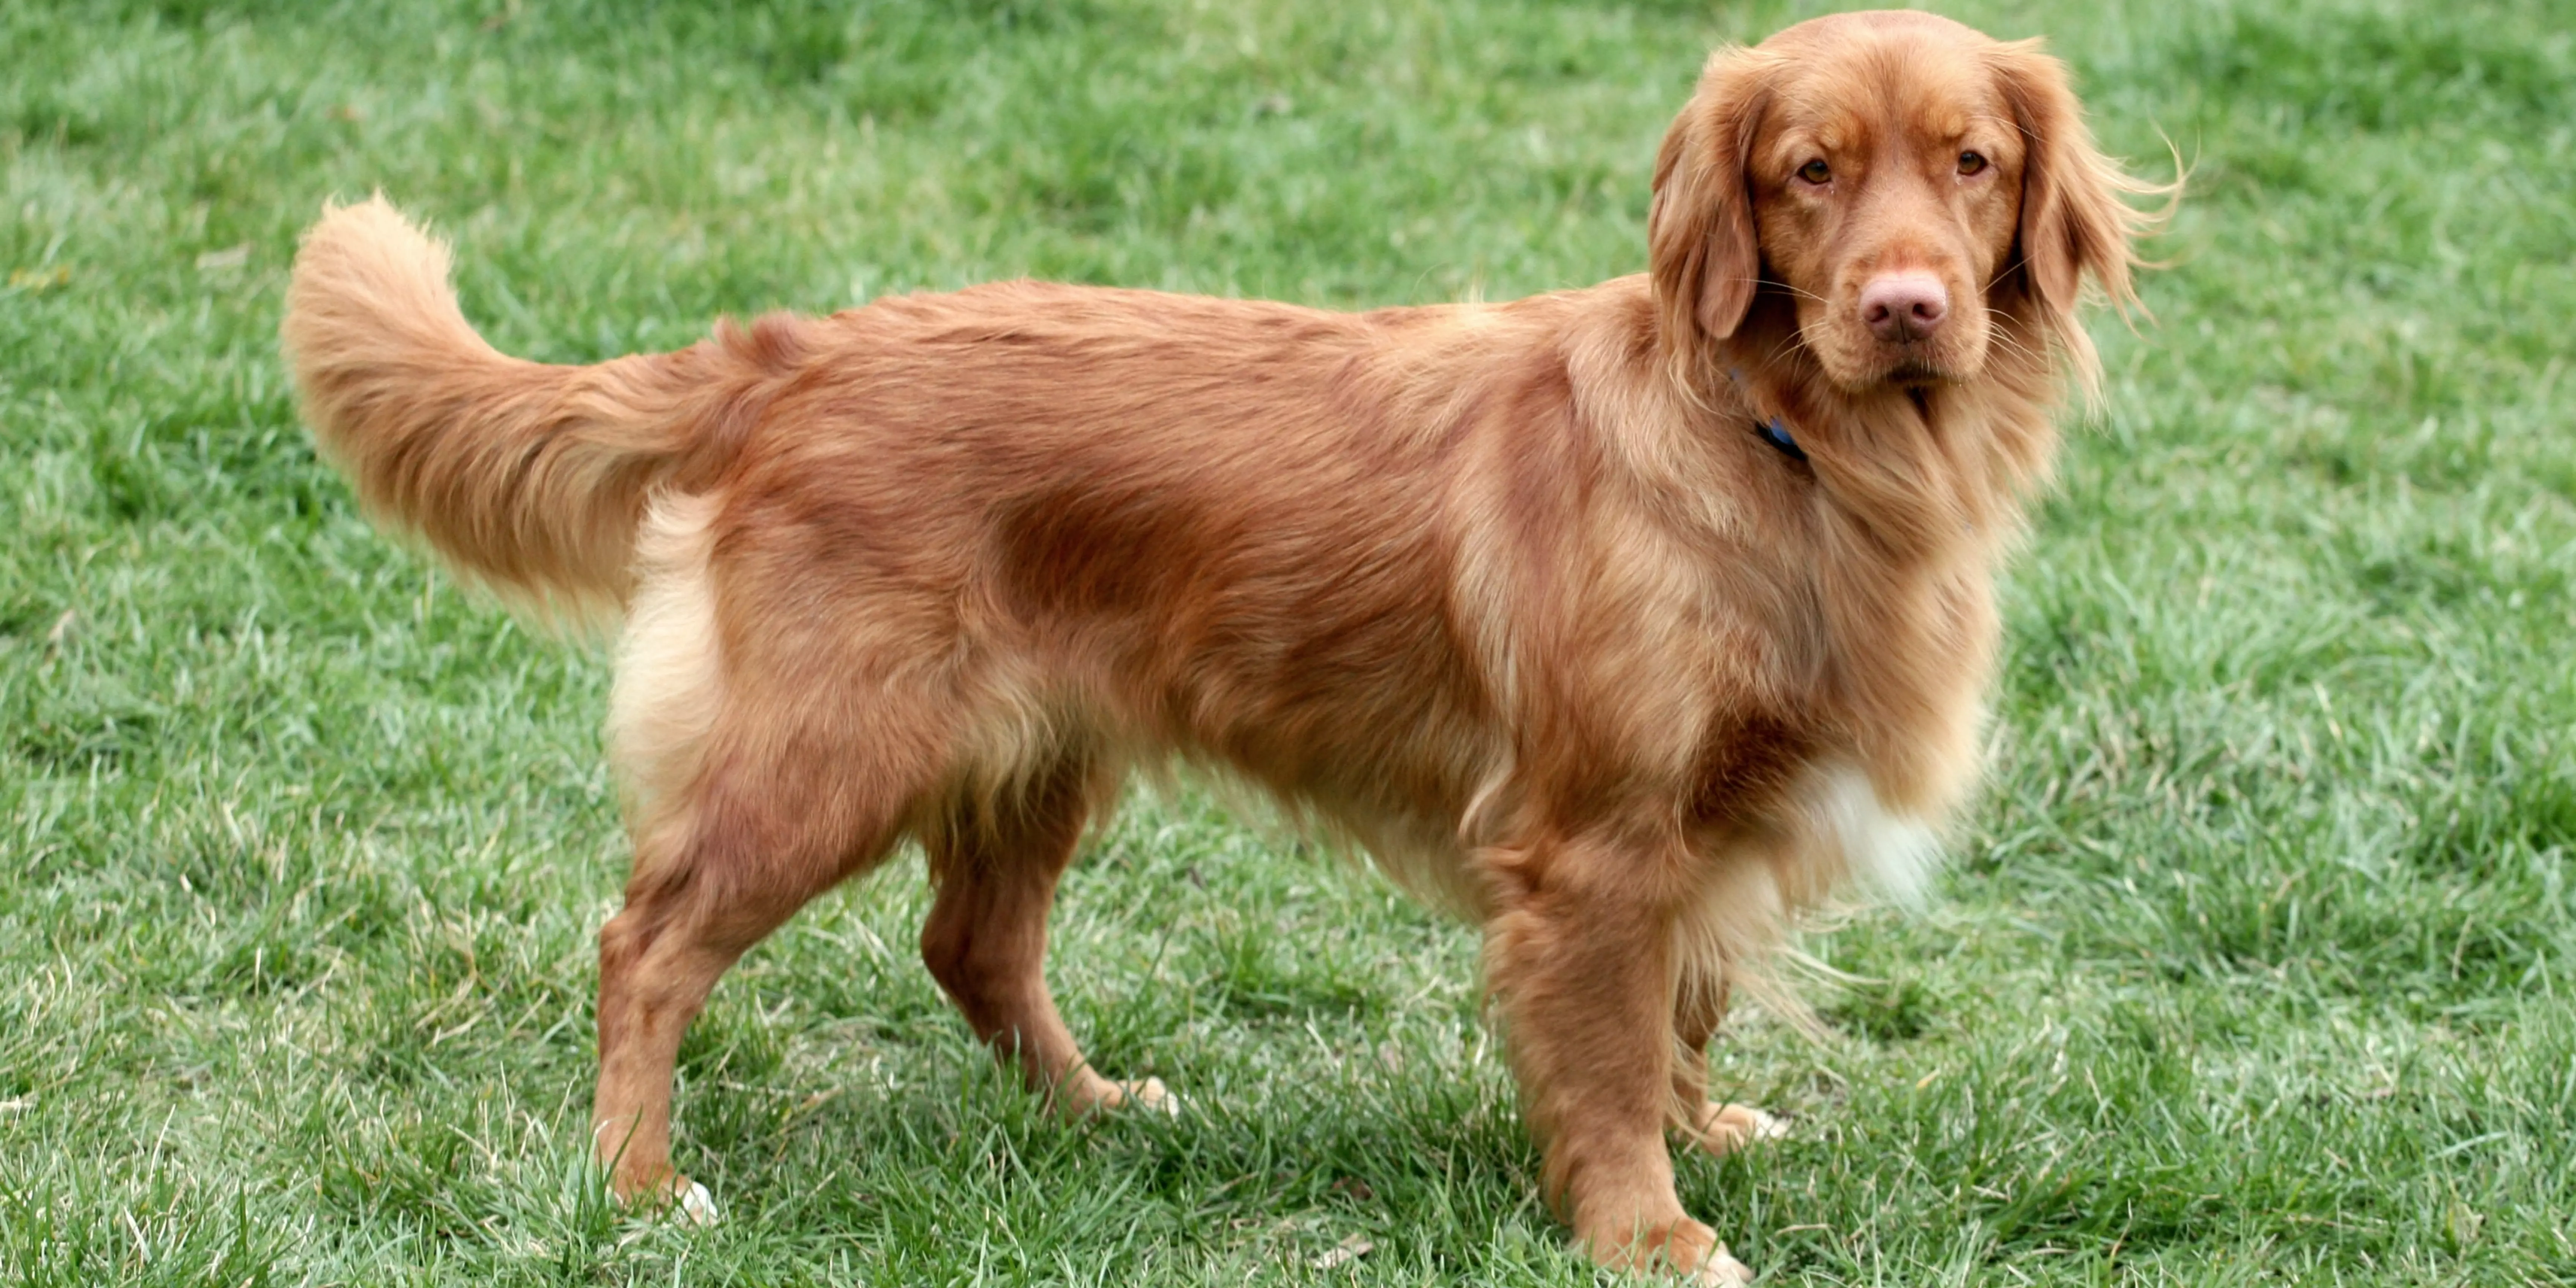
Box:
281, 11, 2164, 1282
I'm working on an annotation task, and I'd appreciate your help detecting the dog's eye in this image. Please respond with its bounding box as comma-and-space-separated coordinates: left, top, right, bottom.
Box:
1797, 159, 1831, 185
1957, 151, 1988, 176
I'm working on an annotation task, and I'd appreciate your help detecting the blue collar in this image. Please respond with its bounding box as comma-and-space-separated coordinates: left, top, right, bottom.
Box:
1756, 416, 1806, 462
1727, 366, 1807, 464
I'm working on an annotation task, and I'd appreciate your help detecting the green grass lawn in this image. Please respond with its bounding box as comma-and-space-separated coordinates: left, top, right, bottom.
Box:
4, 0, 2573, 1282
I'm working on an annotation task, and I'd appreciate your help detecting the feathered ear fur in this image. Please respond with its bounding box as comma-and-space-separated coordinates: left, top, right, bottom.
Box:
1988, 38, 2178, 404
1649, 48, 1774, 379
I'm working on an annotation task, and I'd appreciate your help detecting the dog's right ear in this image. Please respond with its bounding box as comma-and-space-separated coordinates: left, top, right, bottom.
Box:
1650, 48, 1772, 375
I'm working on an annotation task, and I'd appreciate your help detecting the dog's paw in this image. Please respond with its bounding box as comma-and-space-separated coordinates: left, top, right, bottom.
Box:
1116, 1076, 1181, 1117
1590, 1216, 1751, 1285
616, 1172, 721, 1227
1688, 1242, 1756, 1285
1055, 1071, 1182, 1119
675, 1179, 720, 1227
1684, 1102, 1787, 1159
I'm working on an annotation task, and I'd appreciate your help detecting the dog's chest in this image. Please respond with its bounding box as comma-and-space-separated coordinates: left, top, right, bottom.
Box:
1686, 707, 1814, 829
1803, 762, 1942, 904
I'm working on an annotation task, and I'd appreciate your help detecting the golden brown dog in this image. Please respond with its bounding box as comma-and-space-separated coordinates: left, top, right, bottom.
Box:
281, 12, 2164, 1281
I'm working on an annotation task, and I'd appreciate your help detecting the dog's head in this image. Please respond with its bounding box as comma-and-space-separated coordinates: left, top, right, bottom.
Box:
1650, 11, 2160, 398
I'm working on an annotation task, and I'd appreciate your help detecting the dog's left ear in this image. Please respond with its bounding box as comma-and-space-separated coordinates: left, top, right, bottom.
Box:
1989, 39, 2175, 400
1650, 48, 1772, 378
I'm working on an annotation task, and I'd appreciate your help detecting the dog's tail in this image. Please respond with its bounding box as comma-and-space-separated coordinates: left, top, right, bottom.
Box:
282, 196, 784, 625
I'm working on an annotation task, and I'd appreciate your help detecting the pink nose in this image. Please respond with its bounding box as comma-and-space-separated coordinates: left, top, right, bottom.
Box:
1859, 272, 1949, 343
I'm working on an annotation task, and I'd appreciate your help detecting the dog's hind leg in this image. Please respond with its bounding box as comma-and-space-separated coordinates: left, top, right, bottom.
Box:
1670, 974, 1785, 1160
919, 754, 1172, 1117
591, 688, 941, 1220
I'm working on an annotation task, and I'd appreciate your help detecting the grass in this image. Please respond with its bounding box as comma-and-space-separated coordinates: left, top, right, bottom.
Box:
3, 0, 2572, 1282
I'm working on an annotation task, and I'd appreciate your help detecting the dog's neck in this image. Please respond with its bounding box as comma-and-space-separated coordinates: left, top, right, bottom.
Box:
1703, 303, 2066, 815
1710, 302, 2062, 571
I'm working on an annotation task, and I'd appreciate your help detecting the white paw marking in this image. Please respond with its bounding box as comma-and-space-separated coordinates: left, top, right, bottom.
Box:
1738, 1106, 1789, 1143
1691, 1104, 1788, 1158
1123, 1076, 1181, 1117
676, 1180, 720, 1227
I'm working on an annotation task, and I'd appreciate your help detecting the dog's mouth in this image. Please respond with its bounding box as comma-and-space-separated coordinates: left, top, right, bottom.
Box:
1797, 306, 1988, 393
1850, 323, 1990, 390
1883, 352, 1956, 386
1804, 333, 1976, 392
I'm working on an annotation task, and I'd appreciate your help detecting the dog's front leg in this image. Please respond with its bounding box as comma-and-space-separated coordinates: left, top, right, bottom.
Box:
1483, 833, 1755, 1285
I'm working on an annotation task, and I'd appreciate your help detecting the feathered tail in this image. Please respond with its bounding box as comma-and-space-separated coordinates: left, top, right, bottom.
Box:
280, 196, 786, 625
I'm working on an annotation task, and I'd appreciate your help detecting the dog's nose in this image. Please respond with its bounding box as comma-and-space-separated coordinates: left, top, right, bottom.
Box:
1859, 272, 1948, 343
